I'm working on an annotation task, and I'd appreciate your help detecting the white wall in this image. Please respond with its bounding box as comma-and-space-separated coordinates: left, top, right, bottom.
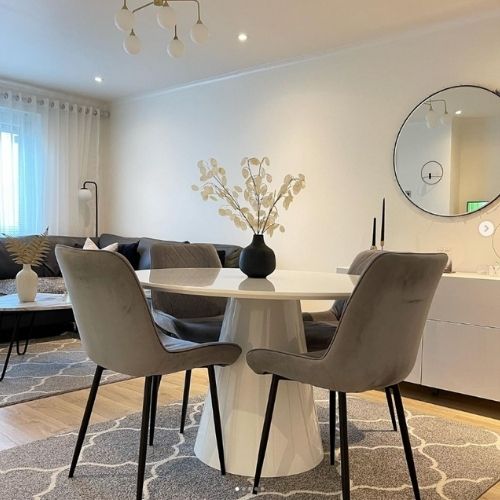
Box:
102, 14, 500, 273
453, 116, 500, 211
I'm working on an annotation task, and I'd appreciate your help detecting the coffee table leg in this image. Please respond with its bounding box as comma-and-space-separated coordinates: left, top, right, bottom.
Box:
16, 311, 35, 355
0, 313, 22, 382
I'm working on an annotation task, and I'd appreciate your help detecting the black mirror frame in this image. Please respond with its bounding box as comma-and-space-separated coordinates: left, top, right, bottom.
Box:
393, 84, 500, 218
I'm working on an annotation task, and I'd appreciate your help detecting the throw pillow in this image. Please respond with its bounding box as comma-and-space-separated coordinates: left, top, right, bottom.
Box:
117, 241, 140, 269
216, 249, 226, 266
83, 238, 119, 252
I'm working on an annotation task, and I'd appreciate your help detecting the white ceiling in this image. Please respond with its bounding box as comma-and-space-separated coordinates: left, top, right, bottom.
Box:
0, 0, 499, 102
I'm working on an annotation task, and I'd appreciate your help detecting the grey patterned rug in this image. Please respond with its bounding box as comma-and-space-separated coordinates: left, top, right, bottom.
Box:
0, 391, 498, 499
0, 335, 130, 407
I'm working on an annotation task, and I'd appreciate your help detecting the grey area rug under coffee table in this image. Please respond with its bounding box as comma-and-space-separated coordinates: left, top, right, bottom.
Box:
0, 335, 130, 407
0, 390, 498, 499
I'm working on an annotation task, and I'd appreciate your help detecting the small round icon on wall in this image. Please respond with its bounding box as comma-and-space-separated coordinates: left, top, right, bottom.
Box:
478, 220, 495, 237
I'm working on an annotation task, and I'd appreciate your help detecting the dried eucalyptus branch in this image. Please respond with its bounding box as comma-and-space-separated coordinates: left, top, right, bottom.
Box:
192, 157, 306, 236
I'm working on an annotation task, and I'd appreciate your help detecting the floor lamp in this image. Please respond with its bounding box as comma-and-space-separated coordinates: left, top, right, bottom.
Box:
78, 181, 98, 238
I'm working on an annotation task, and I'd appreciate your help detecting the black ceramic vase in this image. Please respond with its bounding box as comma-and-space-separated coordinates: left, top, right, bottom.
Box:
239, 234, 276, 278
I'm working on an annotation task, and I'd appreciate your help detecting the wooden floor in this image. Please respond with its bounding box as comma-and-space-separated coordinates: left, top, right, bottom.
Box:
0, 371, 498, 498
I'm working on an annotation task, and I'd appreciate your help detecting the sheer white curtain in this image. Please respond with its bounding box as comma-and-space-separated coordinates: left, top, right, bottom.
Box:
0, 89, 101, 236
0, 103, 44, 235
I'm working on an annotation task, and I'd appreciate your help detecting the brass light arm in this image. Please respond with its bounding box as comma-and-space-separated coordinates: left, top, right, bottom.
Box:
133, 0, 201, 19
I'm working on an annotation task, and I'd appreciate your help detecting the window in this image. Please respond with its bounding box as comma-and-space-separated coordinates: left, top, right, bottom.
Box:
0, 129, 20, 233
0, 107, 43, 236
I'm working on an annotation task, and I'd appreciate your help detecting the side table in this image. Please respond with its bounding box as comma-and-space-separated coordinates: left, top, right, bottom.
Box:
0, 293, 72, 381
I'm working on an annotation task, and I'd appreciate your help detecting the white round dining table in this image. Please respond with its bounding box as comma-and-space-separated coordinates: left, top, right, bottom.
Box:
136, 267, 357, 477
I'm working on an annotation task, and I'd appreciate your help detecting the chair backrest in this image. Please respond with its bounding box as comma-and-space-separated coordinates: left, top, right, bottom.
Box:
56, 245, 168, 376
150, 243, 227, 318
331, 250, 381, 319
322, 252, 446, 393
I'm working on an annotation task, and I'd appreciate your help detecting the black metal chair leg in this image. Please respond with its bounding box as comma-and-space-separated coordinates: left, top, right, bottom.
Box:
0, 313, 22, 382
207, 366, 226, 475
329, 390, 336, 465
149, 375, 161, 446
338, 392, 350, 500
385, 387, 398, 431
69, 365, 104, 477
392, 385, 421, 500
16, 311, 35, 355
137, 376, 153, 500
252, 375, 281, 494
180, 369, 192, 434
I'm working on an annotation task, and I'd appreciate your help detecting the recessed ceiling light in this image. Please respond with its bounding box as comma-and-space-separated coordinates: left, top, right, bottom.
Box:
94, 76, 103, 83
455, 110, 462, 115
238, 33, 248, 42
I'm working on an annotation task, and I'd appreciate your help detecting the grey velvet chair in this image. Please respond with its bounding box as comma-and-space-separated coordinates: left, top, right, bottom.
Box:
150, 243, 227, 433
247, 251, 447, 499
55, 245, 241, 500
304, 250, 400, 432
303, 250, 380, 350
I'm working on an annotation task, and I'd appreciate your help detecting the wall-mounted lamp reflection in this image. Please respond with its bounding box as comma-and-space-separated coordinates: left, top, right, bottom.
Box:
78, 180, 98, 237
425, 99, 452, 128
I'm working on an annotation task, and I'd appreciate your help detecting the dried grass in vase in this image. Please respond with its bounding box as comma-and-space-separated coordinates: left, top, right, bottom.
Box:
2, 228, 50, 266
192, 157, 306, 236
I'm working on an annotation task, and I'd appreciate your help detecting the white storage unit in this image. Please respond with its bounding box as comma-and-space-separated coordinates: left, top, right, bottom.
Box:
419, 272, 500, 401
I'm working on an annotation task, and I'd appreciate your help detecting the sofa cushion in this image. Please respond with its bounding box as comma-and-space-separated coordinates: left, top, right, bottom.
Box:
83, 238, 119, 252
118, 242, 140, 270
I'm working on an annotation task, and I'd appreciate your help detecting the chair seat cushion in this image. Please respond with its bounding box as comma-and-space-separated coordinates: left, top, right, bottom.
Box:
153, 309, 222, 343
158, 331, 241, 371
304, 320, 338, 351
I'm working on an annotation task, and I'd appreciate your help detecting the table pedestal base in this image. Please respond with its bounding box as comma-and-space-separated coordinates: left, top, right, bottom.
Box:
194, 298, 323, 477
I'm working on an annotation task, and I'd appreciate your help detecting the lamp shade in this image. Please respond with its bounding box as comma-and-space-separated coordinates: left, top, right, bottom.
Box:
78, 188, 92, 201
167, 37, 184, 58
123, 31, 142, 55
425, 108, 438, 128
190, 21, 209, 44
440, 112, 452, 126
114, 6, 134, 32
157, 5, 176, 29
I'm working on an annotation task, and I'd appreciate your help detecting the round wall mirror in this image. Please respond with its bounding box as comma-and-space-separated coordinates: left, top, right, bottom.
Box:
393, 85, 500, 217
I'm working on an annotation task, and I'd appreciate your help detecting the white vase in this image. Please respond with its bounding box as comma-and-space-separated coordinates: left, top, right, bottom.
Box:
16, 264, 38, 302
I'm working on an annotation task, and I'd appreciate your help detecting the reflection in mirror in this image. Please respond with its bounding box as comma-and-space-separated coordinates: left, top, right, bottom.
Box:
394, 85, 500, 216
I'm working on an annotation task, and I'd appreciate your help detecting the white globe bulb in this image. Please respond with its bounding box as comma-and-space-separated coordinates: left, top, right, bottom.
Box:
190, 21, 209, 44
440, 112, 452, 126
168, 37, 184, 58
78, 188, 92, 201
157, 5, 176, 30
425, 109, 438, 129
123, 32, 141, 55
114, 7, 134, 32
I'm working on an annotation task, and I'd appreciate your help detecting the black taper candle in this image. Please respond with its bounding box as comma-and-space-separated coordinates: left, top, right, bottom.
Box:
371, 217, 377, 249
381, 198, 385, 249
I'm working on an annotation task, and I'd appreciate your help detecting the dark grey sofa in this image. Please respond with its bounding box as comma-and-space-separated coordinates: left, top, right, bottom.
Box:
0, 233, 242, 341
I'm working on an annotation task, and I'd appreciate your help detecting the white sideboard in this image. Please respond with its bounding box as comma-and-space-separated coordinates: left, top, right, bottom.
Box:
415, 272, 500, 402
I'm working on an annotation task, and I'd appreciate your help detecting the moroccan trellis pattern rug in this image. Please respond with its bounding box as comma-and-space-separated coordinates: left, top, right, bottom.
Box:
0, 392, 498, 499
0, 335, 129, 407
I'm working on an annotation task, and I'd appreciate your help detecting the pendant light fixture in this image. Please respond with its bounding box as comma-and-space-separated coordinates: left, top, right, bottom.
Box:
114, 0, 209, 58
